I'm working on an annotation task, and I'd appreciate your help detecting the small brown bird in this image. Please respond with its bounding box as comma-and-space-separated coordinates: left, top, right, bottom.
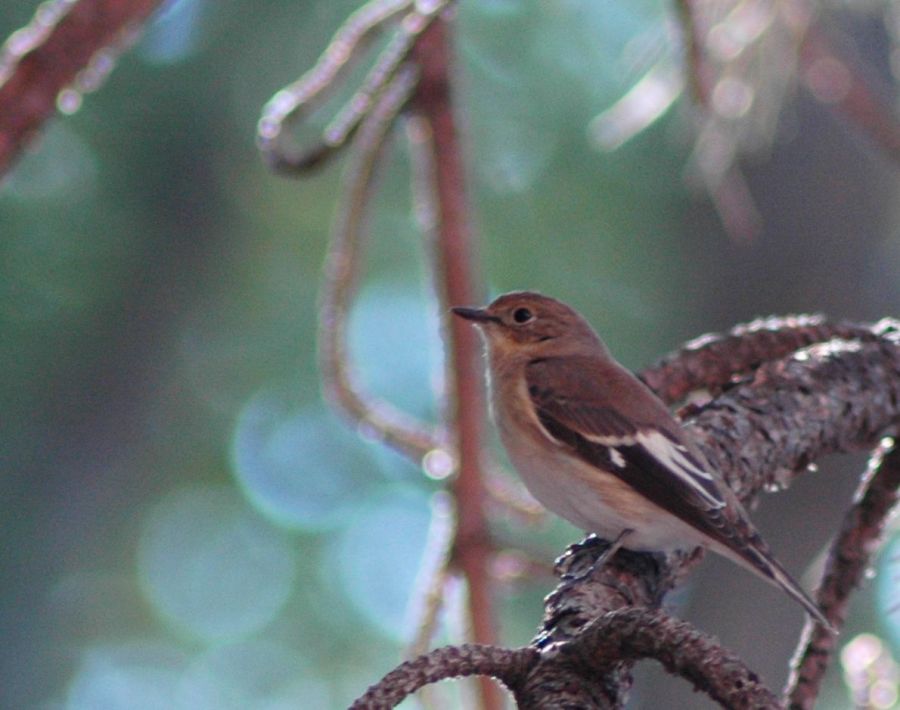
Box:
453, 291, 829, 628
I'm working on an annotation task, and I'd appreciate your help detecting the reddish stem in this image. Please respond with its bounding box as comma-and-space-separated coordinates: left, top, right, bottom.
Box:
673, 0, 710, 107
412, 14, 501, 710
0, 0, 164, 177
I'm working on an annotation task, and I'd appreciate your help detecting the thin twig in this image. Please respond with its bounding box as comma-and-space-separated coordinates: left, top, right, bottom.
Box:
784, 439, 900, 709
257, 0, 450, 174
800, 24, 900, 165
673, 0, 709, 107
411, 11, 501, 709
318, 62, 445, 464
0, 0, 164, 177
405, 493, 455, 660
257, 0, 412, 171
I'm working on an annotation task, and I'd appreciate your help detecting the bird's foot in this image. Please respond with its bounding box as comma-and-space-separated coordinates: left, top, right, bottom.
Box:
557, 529, 633, 584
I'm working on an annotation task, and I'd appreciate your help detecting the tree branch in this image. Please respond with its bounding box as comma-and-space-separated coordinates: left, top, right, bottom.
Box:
530, 325, 900, 706
689, 333, 900, 499
784, 439, 900, 709
556, 608, 781, 709
257, 0, 417, 172
639, 314, 886, 406
348, 643, 538, 710
345, 321, 900, 708
351, 610, 782, 709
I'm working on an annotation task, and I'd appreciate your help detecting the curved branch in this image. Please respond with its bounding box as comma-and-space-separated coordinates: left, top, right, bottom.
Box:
689, 334, 900, 499
0, 0, 163, 177
784, 439, 900, 709
256, 0, 411, 171
322, 14, 428, 149
639, 315, 888, 406
317, 62, 445, 464
556, 608, 781, 709
353, 610, 779, 709
348, 643, 538, 710
257, 0, 450, 174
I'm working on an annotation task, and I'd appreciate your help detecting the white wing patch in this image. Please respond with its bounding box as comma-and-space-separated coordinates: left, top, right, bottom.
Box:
637, 430, 725, 509
608, 447, 626, 468
583, 432, 637, 447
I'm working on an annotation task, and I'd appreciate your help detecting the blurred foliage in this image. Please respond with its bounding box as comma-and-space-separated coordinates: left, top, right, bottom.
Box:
2, 0, 900, 708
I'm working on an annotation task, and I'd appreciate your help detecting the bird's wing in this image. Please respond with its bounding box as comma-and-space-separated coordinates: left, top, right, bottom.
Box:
525, 356, 831, 628
525, 357, 733, 544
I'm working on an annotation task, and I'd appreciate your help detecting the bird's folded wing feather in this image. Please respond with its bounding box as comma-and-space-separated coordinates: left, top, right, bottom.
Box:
525, 357, 830, 628
525, 357, 736, 545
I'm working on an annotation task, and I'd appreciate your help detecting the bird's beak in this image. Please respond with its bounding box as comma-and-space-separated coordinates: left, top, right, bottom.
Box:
451, 306, 498, 324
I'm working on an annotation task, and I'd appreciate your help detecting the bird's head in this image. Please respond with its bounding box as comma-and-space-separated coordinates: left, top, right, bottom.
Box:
452, 291, 606, 360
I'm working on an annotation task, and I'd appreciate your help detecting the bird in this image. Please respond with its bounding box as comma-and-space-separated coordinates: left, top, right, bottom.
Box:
452, 290, 830, 628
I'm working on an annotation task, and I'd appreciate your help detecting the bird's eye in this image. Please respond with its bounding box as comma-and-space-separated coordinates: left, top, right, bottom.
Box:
512, 307, 533, 324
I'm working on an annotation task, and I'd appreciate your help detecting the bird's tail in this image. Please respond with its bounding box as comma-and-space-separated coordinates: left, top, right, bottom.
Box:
715, 532, 835, 633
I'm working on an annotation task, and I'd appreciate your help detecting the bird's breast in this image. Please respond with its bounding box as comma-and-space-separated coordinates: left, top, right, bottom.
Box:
490, 370, 634, 537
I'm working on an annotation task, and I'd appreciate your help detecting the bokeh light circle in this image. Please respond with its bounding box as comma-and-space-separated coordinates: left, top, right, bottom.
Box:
137, 0, 211, 66
347, 282, 443, 419
176, 639, 328, 709
876, 534, 900, 652
65, 641, 188, 710
330, 487, 432, 640
137, 485, 296, 643
232, 392, 378, 531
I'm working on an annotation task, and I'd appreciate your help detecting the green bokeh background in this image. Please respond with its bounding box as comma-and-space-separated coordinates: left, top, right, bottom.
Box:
2, 1, 899, 708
